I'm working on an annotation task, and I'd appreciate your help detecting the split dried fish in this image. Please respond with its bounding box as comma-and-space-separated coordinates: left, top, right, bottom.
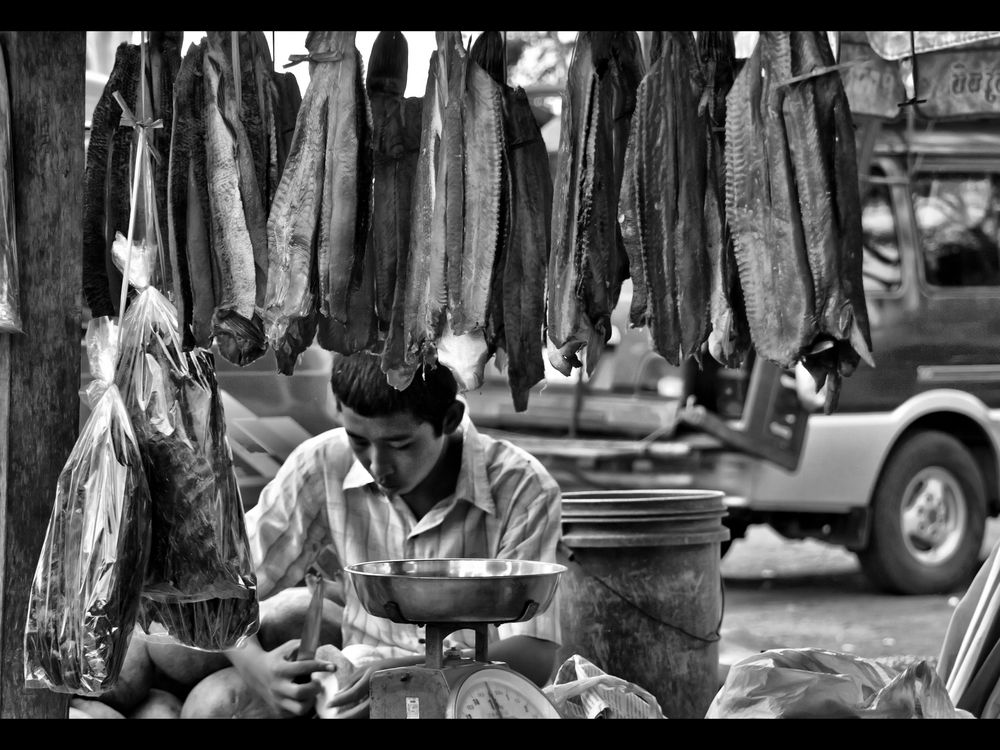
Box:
618, 31, 709, 366
203, 34, 266, 366
725, 31, 873, 412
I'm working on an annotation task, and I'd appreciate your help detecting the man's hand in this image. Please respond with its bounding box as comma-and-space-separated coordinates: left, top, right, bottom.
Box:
321, 655, 423, 719
229, 637, 339, 717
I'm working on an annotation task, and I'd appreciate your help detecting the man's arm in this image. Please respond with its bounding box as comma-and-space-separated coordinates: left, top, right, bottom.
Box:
481, 635, 560, 687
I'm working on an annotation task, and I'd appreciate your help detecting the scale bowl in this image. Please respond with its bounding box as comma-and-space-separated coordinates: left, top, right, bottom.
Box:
344, 558, 566, 625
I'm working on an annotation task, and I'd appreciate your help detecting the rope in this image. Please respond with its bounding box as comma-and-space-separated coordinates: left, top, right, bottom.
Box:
561, 542, 726, 645
284, 50, 345, 68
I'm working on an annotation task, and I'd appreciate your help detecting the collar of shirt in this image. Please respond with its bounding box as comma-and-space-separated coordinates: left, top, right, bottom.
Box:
339, 415, 496, 517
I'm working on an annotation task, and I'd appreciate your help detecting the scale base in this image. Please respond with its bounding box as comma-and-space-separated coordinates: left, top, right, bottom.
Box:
371, 660, 493, 719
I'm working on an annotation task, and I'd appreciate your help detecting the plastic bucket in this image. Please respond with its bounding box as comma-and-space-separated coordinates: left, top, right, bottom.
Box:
556, 489, 729, 719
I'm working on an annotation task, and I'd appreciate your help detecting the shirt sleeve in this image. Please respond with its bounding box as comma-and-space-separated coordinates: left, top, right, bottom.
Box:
492, 450, 564, 646
245, 438, 334, 600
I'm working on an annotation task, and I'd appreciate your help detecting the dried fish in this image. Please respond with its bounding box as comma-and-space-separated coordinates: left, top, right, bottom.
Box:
203, 35, 266, 366
725, 31, 873, 412
264, 32, 336, 348
400, 45, 450, 385
547, 32, 643, 375
618, 31, 709, 366
501, 86, 553, 411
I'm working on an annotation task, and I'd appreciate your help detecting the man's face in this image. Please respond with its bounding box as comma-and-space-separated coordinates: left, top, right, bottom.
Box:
339, 404, 445, 495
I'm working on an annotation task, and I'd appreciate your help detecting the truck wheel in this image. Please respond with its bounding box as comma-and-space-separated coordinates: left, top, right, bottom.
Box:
857, 430, 986, 595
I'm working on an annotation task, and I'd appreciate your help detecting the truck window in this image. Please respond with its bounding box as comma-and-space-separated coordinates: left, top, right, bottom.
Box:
913, 173, 1000, 287
862, 167, 902, 293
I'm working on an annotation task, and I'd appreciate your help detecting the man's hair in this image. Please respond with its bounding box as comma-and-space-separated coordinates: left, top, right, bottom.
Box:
329, 352, 458, 435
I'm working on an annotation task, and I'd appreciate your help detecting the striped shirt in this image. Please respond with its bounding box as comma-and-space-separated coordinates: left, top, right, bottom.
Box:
245, 416, 563, 665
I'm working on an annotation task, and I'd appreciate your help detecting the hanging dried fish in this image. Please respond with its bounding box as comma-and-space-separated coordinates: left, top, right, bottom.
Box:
698, 31, 752, 368
264, 32, 338, 351
438, 31, 507, 392
501, 85, 553, 412
399, 40, 452, 386
379, 92, 424, 387
203, 33, 267, 366
84, 37, 182, 321
168, 40, 211, 349
547, 32, 604, 375
725, 31, 873, 412
316, 35, 376, 354
547, 31, 644, 376
618, 31, 710, 366
367, 31, 411, 335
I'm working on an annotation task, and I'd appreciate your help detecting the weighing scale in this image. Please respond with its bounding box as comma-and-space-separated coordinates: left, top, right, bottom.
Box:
344, 558, 566, 719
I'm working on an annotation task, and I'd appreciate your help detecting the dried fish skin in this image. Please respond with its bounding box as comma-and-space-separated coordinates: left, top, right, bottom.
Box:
698, 31, 752, 367
725, 31, 816, 370
368, 31, 411, 333
438, 32, 468, 317
670, 33, 711, 363
380, 95, 424, 389
316, 32, 367, 324
546, 32, 600, 376
618, 32, 710, 366
263, 33, 336, 347
202, 45, 257, 324
454, 55, 505, 336
166, 42, 200, 347
400, 51, 448, 384
502, 87, 553, 412
784, 31, 873, 396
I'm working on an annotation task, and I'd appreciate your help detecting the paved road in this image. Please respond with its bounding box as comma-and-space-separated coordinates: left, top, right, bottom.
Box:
717, 518, 1000, 667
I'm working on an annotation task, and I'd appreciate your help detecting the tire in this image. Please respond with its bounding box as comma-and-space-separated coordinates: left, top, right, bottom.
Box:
857, 430, 986, 595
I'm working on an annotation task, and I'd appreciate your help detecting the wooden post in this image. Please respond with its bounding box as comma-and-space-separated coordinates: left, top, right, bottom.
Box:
0, 31, 85, 720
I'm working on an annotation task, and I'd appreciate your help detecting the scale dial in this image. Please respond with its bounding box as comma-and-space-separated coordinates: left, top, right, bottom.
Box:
449, 667, 561, 719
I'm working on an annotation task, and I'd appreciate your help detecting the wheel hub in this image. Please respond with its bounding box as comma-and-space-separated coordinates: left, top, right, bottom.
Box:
900, 470, 966, 565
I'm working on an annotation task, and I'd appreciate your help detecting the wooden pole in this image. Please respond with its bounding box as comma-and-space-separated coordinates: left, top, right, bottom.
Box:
0, 31, 85, 720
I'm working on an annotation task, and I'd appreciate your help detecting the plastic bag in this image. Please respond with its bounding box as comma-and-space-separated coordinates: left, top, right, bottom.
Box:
0, 46, 22, 334
542, 654, 667, 719
23, 316, 152, 694
706, 647, 974, 719
114, 247, 258, 651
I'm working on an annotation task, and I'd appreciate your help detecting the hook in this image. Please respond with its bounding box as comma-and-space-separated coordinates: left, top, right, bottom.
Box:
898, 31, 927, 109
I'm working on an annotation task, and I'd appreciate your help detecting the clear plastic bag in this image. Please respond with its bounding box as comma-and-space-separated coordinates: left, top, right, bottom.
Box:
113, 255, 258, 651
22, 316, 152, 694
707, 647, 973, 719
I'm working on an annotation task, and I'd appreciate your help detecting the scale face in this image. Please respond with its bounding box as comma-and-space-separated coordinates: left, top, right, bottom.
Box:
448, 664, 561, 719
370, 657, 561, 719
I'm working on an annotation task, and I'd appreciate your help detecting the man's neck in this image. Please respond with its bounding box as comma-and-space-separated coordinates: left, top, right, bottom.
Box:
400, 430, 464, 520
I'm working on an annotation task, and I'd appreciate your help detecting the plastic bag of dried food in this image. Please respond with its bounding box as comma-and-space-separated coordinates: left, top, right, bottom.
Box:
706, 647, 973, 719
23, 316, 152, 694
0, 46, 22, 334
113, 246, 258, 651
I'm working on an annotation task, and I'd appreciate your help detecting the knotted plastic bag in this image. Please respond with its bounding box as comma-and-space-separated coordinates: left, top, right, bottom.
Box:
23, 316, 152, 694
113, 241, 258, 651
543, 654, 667, 719
706, 647, 973, 719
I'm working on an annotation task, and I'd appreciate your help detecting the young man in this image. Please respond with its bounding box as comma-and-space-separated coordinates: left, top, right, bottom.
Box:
226, 351, 564, 717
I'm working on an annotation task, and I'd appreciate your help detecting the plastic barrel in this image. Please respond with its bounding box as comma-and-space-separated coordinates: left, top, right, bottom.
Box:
556, 490, 729, 719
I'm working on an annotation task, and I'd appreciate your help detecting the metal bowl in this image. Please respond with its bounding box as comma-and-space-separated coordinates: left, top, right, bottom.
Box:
344, 558, 566, 625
